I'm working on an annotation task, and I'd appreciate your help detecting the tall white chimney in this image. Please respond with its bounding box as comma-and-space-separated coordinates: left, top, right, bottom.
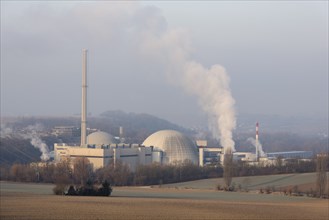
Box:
81, 49, 88, 146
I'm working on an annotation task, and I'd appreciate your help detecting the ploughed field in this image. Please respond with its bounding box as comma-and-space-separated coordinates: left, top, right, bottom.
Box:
1, 180, 328, 220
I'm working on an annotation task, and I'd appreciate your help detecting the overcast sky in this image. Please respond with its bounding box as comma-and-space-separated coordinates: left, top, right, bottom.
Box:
1, 1, 328, 127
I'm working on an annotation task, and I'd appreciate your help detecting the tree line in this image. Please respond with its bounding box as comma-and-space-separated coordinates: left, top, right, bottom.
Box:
0, 158, 223, 192
1, 155, 327, 197
0, 157, 325, 185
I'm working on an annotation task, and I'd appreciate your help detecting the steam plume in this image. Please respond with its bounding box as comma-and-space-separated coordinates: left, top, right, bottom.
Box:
139, 11, 236, 152
23, 124, 50, 161
1, 123, 50, 161
3, 3, 237, 153
183, 62, 236, 152
0, 124, 13, 138
247, 137, 266, 157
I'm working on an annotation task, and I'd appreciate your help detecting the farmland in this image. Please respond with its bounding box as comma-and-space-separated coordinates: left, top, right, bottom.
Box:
1, 174, 328, 220
162, 172, 329, 192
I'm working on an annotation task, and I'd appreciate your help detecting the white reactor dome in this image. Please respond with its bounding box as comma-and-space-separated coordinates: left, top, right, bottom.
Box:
142, 130, 198, 164
87, 131, 114, 146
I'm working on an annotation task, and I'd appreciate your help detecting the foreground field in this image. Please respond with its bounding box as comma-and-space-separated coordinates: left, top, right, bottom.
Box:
1, 182, 328, 220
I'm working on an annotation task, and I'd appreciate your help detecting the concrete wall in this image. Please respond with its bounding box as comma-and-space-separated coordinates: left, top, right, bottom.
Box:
54, 143, 155, 171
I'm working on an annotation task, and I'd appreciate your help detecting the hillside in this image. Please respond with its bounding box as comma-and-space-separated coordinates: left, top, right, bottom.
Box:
0, 111, 194, 165
1, 111, 328, 165
93, 110, 194, 143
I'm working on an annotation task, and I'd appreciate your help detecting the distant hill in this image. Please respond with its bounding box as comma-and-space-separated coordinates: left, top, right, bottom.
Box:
0, 138, 40, 165
0, 111, 195, 165
1, 111, 327, 165
92, 110, 195, 143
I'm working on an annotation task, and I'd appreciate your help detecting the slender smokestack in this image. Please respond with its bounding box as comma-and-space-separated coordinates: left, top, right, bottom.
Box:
81, 49, 88, 146
256, 122, 259, 161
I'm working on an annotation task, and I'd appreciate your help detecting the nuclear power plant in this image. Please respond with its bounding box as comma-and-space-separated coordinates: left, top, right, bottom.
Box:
54, 49, 201, 170
54, 49, 313, 170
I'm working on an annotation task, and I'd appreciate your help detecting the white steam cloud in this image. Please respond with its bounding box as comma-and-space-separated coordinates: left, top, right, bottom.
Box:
183, 62, 236, 152
0, 124, 13, 138
247, 137, 266, 157
24, 125, 50, 161
137, 8, 236, 152
1, 123, 50, 161
4, 3, 237, 153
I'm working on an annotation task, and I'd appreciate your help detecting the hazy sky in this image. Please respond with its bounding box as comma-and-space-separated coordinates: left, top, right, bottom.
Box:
1, 1, 328, 127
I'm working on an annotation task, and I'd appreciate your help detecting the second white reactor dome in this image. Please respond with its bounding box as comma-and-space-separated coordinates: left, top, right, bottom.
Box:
142, 130, 198, 164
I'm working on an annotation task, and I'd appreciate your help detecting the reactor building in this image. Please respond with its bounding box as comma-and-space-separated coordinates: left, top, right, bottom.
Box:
54, 49, 312, 171
54, 49, 199, 170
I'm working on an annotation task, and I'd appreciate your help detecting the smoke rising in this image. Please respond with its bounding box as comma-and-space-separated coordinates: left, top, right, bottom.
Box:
138, 8, 236, 152
24, 125, 50, 161
183, 62, 236, 152
0, 124, 13, 138
1, 123, 50, 161
3, 3, 237, 153
247, 137, 266, 157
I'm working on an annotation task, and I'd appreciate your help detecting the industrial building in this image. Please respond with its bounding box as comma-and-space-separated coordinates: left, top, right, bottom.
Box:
52, 126, 80, 137
142, 130, 199, 165
54, 129, 199, 170
197, 140, 222, 166
266, 151, 313, 159
54, 49, 199, 170
54, 49, 313, 171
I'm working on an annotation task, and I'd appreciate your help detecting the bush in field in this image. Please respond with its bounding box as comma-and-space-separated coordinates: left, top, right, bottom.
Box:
216, 184, 222, 191
97, 180, 112, 196
53, 184, 67, 195
63, 180, 112, 196
66, 185, 77, 195
265, 186, 272, 194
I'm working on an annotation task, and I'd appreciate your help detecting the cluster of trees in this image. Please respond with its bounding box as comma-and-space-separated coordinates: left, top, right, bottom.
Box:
1, 157, 326, 186
222, 153, 328, 198
0, 158, 223, 193
1, 154, 327, 197
232, 157, 318, 177
59, 181, 112, 196
134, 161, 222, 185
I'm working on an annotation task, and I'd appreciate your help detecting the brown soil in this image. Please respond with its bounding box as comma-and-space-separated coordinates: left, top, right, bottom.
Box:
1, 191, 328, 220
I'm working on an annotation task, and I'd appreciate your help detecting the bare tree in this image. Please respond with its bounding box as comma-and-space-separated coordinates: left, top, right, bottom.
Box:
73, 157, 93, 186
223, 149, 234, 190
95, 160, 131, 186
52, 159, 73, 195
316, 153, 328, 198
54, 160, 72, 183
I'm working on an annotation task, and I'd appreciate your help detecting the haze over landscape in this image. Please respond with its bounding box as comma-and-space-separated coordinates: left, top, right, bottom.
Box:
1, 1, 327, 130
1, 2, 328, 220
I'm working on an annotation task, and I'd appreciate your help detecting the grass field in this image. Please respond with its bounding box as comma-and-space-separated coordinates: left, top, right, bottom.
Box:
162, 172, 329, 192
1, 173, 328, 220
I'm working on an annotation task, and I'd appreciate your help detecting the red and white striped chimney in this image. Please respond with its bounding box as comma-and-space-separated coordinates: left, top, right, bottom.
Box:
255, 122, 259, 161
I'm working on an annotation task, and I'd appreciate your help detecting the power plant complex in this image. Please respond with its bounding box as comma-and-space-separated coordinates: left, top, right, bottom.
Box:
54, 50, 313, 170
54, 49, 201, 170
